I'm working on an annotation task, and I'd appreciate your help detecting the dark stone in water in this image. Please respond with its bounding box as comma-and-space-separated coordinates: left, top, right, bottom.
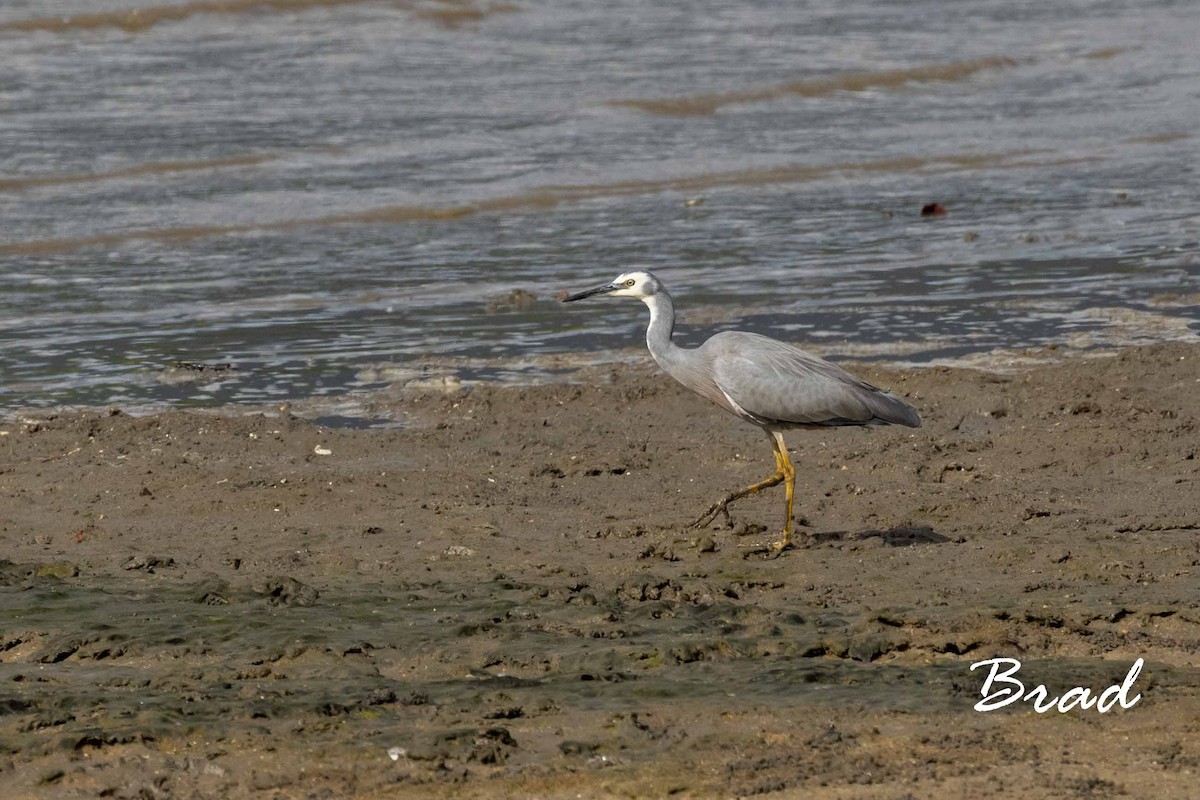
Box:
484, 289, 538, 313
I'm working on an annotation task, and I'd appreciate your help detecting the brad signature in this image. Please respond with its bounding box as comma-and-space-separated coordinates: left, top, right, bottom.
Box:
969, 657, 1144, 713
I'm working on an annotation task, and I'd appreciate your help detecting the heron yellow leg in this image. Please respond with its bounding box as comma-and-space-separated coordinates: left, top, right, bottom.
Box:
773, 433, 797, 553
690, 431, 788, 532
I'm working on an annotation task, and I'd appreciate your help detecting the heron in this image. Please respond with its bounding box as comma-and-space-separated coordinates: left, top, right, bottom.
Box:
563, 270, 920, 553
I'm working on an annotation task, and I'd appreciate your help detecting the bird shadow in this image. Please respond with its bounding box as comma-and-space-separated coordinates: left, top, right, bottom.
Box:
805, 525, 949, 548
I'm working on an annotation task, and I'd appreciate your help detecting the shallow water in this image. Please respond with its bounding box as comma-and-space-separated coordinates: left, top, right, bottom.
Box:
1, 0, 1198, 415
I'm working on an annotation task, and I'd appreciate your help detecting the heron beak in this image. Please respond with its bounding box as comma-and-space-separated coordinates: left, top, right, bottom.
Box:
562, 284, 618, 303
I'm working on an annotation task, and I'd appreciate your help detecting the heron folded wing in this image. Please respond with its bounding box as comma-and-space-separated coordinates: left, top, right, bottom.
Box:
709, 333, 919, 427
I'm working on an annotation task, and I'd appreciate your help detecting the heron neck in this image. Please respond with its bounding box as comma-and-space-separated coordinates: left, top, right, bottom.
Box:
643, 292, 681, 370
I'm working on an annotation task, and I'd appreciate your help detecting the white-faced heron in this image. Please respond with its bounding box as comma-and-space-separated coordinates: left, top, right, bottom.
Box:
563, 270, 921, 553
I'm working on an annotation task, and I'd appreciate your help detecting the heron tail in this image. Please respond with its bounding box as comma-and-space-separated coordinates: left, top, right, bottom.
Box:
869, 390, 922, 428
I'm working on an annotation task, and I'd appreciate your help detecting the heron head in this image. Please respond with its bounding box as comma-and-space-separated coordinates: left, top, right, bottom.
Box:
563, 270, 661, 303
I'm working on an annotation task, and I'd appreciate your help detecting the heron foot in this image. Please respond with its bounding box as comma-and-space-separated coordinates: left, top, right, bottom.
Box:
766, 537, 792, 559
738, 539, 791, 560
766, 528, 813, 558
689, 501, 733, 531
690, 472, 786, 531
732, 530, 800, 559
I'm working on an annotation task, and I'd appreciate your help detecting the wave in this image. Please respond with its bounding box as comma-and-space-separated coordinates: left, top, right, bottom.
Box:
0, 148, 1086, 256
607, 56, 1022, 116
0, 0, 516, 35
412, 1, 519, 28
0, 153, 286, 192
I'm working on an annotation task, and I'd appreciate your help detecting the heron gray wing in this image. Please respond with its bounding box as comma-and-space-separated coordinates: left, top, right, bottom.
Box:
707, 332, 920, 427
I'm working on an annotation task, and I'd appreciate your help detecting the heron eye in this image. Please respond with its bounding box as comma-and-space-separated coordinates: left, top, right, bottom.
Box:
624, 279, 635, 287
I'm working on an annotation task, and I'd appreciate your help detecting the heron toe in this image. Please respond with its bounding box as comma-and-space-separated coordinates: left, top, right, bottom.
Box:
690, 501, 732, 530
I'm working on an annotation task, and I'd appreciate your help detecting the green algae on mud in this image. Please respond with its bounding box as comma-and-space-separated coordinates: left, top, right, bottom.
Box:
2, 555, 1198, 769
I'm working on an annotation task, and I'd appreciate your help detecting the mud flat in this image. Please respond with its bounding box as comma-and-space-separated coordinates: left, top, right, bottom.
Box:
1, 343, 1198, 798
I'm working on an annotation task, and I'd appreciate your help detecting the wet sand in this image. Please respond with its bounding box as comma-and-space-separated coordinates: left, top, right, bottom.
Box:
1, 343, 1198, 798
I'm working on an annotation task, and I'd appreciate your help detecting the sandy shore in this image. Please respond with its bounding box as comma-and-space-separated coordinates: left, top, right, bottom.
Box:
1, 343, 1198, 798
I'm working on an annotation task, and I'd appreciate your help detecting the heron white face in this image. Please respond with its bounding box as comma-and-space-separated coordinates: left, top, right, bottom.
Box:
562, 270, 662, 304
608, 271, 658, 299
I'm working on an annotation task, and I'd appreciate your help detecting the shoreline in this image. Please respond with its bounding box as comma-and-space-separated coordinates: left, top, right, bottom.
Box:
5, 335, 1189, 428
